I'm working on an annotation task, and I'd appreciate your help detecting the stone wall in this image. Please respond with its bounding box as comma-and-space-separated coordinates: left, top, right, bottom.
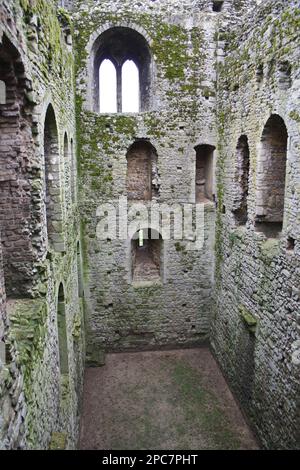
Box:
75, 0, 226, 354
0, 0, 84, 449
212, 0, 300, 449
0, 0, 299, 451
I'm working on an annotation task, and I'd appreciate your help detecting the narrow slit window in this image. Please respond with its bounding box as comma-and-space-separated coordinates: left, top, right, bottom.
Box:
122, 60, 140, 113
233, 135, 250, 225
57, 283, 69, 375
99, 59, 117, 113
0, 80, 6, 104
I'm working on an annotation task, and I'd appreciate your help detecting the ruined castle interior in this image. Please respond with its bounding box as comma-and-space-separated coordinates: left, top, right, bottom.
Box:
0, 0, 299, 450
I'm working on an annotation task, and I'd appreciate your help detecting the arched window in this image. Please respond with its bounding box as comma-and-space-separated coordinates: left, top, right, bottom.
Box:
57, 283, 69, 375
92, 27, 152, 113
0, 80, 6, 104
122, 60, 139, 113
255, 114, 288, 237
195, 144, 215, 203
99, 59, 117, 113
131, 229, 163, 283
233, 136, 250, 225
44, 105, 64, 251
126, 140, 159, 201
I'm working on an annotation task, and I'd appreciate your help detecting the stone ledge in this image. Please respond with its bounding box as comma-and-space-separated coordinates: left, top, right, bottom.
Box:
239, 305, 258, 335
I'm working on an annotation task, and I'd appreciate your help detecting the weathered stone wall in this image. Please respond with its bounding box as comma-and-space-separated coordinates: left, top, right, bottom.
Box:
75, 0, 228, 354
212, 0, 300, 449
0, 0, 84, 449
0, 0, 299, 452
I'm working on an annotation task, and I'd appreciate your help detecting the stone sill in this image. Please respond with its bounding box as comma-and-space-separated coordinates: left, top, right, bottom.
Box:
132, 279, 162, 289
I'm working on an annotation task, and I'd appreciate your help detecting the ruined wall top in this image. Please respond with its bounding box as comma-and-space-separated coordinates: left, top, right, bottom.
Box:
59, 0, 260, 17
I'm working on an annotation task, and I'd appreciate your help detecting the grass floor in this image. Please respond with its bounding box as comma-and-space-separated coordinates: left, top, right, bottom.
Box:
79, 348, 258, 450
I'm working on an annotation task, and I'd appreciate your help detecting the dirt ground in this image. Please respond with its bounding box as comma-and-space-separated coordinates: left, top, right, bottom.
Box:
79, 348, 258, 450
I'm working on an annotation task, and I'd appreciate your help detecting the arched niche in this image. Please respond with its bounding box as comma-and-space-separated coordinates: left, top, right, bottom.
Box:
44, 105, 64, 251
131, 228, 163, 283
195, 144, 215, 203
255, 114, 288, 237
126, 140, 159, 201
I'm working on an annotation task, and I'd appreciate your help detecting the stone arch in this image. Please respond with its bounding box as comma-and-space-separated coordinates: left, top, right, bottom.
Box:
44, 104, 64, 251
90, 26, 152, 113
126, 140, 159, 201
131, 228, 163, 283
0, 34, 35, 297
255, 114, 288, 237
232, 135, 250, 225
57, 283, 69, 376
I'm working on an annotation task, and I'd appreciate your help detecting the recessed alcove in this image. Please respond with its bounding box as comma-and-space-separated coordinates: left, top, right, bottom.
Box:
255, 114, 288, 238
212, 1, 224, 12
195, 144, 215, 203
126, 140, 159, 201
44, 105, 64, 251
131, 229, 162, 283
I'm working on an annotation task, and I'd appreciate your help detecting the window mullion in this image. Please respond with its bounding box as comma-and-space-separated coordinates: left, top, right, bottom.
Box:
117, 65, 122, 113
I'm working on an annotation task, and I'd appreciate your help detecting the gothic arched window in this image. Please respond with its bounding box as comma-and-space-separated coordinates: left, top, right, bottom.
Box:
92, 27, 152, 113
